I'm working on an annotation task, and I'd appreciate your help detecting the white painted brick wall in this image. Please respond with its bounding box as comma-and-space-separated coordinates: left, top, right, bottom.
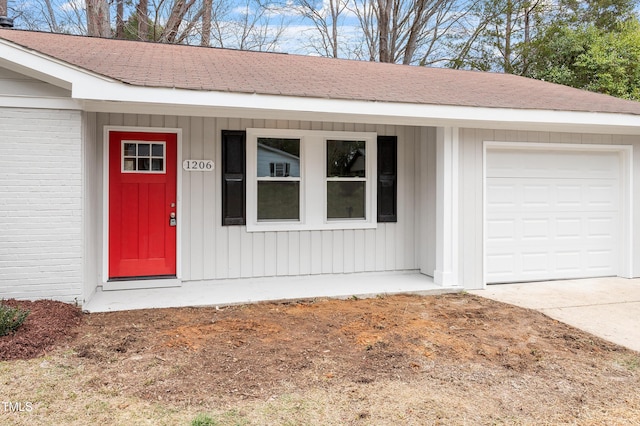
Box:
0, 107, 83, 302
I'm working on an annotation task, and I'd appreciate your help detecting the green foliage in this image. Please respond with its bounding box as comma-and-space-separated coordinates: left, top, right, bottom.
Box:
190, 410, 249, 426
118, 14, 164, 42
558, 0, 635, 30
618, 354, 640, 371
191, 414, 218, 426
445, 0, 552, 73
0, 303, 30, 337
445, 0, 637, 82
527, 19, 640, 100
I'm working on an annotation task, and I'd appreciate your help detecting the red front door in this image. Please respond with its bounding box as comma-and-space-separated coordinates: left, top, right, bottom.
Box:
109, 131, 177, 279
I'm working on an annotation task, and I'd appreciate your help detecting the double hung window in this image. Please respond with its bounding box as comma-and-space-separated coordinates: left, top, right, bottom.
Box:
326, 140, 366, 220
246, 129, 376, 231
256, 138, 301, 221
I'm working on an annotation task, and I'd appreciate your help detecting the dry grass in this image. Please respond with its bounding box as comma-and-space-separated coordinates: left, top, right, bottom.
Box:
1, 294, 640, 425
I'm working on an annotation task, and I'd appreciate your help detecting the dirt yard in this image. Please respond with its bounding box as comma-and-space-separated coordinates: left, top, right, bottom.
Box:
1, 293, 639, 425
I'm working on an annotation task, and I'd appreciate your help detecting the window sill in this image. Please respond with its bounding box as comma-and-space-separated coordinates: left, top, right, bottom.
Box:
246, 221, 378, 233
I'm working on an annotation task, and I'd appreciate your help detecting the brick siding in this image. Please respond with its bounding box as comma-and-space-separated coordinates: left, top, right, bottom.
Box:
0, 108, 83, 302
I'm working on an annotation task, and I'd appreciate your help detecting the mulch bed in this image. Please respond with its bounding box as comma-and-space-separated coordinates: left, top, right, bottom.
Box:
0, 299, 83, 361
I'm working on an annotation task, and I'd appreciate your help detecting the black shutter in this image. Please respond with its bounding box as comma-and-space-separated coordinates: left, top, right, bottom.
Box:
377, 135, 397, 223
221, 130, 246, 226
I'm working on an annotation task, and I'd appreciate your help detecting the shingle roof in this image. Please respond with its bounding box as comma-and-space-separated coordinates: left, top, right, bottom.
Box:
3, 29, 640, 116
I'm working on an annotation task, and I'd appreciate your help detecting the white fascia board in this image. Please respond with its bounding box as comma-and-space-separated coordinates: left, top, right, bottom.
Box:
0, 94, 81, 110
76, 81, 640, 135
0, 39, 113, 91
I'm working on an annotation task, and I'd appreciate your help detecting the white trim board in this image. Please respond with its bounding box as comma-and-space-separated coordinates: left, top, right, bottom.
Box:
0, 95, 80, 110
79, 87, 640, 135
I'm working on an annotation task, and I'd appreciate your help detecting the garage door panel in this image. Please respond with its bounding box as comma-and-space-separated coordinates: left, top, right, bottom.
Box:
486, 253, 517, 276
523, 185, 551, 207
556, 251, 582, 272
587, 216, 616, 238
586, 184, 618, 208
486, 183, 517, 208
486, 246, 617, 283
521, 218, 550, 240
521, 252, 549, 274
587, 250, 615, 271
556, 185, 582, 207
486, 219, 516, 242
486, 148, 620, 283
488, 178, 618, 213
556, 217, 582, 238
487, 150, 620, 179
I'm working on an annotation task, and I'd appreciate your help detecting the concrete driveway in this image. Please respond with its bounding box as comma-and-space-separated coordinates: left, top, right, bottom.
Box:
470, 277, 640, 353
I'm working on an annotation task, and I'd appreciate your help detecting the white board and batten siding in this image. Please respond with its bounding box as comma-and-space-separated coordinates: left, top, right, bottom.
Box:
0, 108, 83, 302
458, 129, 640, 290
90, 114, 423, 284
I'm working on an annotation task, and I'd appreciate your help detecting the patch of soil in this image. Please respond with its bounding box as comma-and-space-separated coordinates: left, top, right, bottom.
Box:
0, 299, 83, 361
3, 293, 639, 423
70, 294, 627, 405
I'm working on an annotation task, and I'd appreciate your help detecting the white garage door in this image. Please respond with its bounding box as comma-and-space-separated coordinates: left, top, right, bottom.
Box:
485, 148, 620, 283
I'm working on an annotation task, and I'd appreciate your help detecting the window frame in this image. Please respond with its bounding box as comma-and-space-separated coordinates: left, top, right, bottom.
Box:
256, 137, 302, 222
325, 139, 368, 221
246, 128, 377, 232
121, 140, 167, 174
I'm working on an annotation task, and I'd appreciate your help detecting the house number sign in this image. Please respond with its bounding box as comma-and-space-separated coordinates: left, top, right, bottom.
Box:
183, 160, 214, 171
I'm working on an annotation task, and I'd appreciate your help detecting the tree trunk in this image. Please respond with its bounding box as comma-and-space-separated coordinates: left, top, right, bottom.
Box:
161, 0, 197, 43
137, 0, 149, 40
201, 0, 212, 46
402, 0, 427, 64
503, 0, 512, 73
377, 0, 392, 62
86, 0, 111, 37
116, 0, 125, 38
330, 0, 339, 58
521, 0, 540, 75
44, 0, 60, 32
0, 0, 6, 17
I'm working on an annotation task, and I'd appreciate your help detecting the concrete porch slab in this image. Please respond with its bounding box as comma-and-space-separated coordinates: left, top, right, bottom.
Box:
83, 271, 457, 313
470, 277, 640, 353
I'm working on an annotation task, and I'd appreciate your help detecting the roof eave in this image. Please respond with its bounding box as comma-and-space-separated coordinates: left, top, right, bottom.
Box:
3, 36, 640, 135
76, 82, 640, 135
0, 37, 115, 91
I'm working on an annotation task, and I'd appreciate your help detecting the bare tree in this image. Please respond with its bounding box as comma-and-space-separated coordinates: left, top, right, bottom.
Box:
235, 0, 286, 50
209, 0, 286, 51
350, 0, 465, 64
138, 0, 149, 40
377, 0, 392, 62
201, 0, 213, 45
447, 0, 548, 73
86, 0, 111, 37
115, 0, 125, 38
294, 0, 349, 58
160, 0, 198, 42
